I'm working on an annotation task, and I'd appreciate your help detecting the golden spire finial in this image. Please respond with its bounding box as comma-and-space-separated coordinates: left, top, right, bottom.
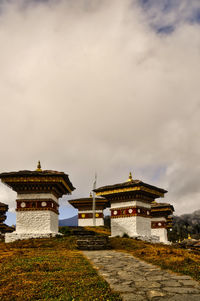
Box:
90, 192, 92, 198
36, 161, 42, 172
128, 172, 133, 182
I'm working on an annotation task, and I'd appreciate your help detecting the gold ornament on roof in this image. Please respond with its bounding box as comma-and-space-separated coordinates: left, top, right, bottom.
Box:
90, 192, 92, 198
128, 172, 133, 182
36, 161, 42, 172
188, 234, 191, 240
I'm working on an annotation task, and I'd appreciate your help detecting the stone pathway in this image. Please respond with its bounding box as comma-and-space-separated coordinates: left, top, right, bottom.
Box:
83, 250, 200, 301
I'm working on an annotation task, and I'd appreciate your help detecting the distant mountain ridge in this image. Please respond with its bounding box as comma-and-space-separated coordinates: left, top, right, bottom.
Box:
59, 215, 78, 227
169, 209, 200, 241
174, 209, 200, 225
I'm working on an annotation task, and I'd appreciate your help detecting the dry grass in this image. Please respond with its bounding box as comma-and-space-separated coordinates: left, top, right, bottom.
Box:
0, 237, 121, 301
2, 228, 199, 300
84, 226, 111, 236
110, 237, 200, 282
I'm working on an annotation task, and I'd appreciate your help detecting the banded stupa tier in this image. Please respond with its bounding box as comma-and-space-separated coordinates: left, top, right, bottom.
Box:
151, 202, 174, 243
69, 195, 108, 226
0, 162, 75, 243
0, 202, 8, 225
0, 202, 14, 240
94, 173, 167, 239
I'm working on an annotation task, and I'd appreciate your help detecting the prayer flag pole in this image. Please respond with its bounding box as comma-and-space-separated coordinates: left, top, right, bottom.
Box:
92, 173, 97, 226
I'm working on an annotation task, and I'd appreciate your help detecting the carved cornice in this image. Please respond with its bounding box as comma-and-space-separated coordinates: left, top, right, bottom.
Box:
16, 199, 59, 214
16, 207, 59, 215
78, 212, 103, 219
110, 206, 151, 219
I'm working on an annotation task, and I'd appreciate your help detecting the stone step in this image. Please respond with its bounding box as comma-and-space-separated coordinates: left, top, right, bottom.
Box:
72, 230, 96, 236
78, 245, 110, 250
77, 235, 111, 250
70, 228, 96, 236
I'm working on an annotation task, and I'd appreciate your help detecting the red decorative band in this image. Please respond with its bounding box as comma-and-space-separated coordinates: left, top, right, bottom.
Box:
16, 207, 59, 214
151, 221, 166, 229
16, 199, 59, 214
78, 212, 103, 219
111, 206, 151, 218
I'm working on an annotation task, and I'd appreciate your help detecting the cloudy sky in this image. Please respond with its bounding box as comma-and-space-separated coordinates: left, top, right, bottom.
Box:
0, 0, 200, 225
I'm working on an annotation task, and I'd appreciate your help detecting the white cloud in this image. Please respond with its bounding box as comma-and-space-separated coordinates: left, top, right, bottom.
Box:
0, 0, 200, 216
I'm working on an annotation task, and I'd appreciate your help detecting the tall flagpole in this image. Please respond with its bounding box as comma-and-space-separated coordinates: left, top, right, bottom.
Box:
92, 173, 97, 226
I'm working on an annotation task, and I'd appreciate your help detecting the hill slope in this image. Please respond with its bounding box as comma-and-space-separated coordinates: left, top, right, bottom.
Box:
59, 215, 78, 226
170, 209, 200, 241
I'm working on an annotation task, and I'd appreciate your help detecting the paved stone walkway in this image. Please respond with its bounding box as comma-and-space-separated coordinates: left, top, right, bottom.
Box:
83, 250, 200, 301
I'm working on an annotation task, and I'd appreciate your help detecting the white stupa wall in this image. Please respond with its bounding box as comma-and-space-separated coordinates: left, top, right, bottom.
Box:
17, 193, 58, 203
111, 200, 151, 209
5, 192, 60, 243
110, 200, 151, 237
16, 210, 58, 233
79, 218, 104, 227
78, 210, 104, 227
111, 216, 151, 237
16, 192, 59, 233
151, 217, 168, 244
5, 232, 58, 243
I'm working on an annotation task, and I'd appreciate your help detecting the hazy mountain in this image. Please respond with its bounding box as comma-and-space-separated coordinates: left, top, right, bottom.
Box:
59, 215, 78, 227
174, 209, 200, 226
169, 209, 200, 241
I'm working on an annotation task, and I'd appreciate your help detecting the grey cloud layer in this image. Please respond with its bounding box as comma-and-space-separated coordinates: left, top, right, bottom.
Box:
0, 0, 200, 215
140, 0, 200, 29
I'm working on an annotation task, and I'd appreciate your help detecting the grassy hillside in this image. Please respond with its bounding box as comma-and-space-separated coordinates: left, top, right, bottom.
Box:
0, 237, 121, 301
1, 228, 200, 300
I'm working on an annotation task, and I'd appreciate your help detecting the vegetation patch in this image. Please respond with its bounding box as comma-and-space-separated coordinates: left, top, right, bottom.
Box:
0, 237, 121, 301
84, 226, 111, 236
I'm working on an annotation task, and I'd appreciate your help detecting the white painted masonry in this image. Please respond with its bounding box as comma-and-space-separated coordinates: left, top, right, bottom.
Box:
110, 200, 151, 238
79, 218, 104, 227
111, 216, 151, 237
5, 192, 60, 243
5, 232, 58, 243
151, 217, 169, 244
17, 193, 58, 203
16, 211, 58, 233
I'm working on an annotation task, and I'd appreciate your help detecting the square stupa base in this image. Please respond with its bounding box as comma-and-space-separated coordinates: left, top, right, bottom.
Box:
78, 218, 104, 227
111, 216, 151, 238
151, 228, 169, 244
151, 217, 169, 244
5, 231, 62, 243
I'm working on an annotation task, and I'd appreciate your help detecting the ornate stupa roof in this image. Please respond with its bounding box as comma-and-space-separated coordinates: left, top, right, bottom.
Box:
0, 223, 14, 234
69, 193, 108, 210
151, 202, 174, 218
0, 202, 8, 208
0, 162, 75, 198
94, 172, 167, 199
0, 202, 8, 213
0, 202, 9, 227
